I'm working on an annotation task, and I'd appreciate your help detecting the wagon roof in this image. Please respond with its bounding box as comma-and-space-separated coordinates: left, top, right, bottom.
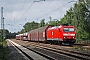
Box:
29, 26, 50, 33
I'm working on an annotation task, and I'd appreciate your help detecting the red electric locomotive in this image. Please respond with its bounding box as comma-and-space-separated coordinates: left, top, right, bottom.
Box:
46, 25, 76, 45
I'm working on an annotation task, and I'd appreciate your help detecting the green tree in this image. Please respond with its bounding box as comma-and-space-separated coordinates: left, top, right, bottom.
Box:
0, 29, 9, 41
59, 0, 90, 39
19, 21, 39, 34
39, 19, 45, 27
83, 0, 90, 38
60, 17, 67, 24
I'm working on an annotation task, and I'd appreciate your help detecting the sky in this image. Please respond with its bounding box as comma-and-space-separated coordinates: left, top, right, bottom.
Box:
0, 0, 78, 33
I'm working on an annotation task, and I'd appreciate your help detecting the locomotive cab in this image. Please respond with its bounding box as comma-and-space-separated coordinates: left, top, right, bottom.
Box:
46, 25, 76, 45
62, 26, 76, 45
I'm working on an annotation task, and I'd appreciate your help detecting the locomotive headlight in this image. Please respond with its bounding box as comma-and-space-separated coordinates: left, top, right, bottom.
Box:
64, 37, 66, 39
73, 37, 74, 38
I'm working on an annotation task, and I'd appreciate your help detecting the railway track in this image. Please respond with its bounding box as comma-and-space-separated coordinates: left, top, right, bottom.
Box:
25, 42, 90, 60
7, 39, 55, 60
11, 39, 90, 60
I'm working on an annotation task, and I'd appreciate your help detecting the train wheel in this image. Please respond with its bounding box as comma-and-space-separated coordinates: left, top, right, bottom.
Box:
69, 43, 74, 46
50, 40, 52, 45
59, 41, 62, 46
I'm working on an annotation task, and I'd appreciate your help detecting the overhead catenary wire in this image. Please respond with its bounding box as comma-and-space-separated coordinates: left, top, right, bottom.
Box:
18, 0, 59, 22
18, 0, 36, 21
4, 0, 77, 33
36, 0, 56, 15
36, 0, 77, 20
1, 1, 37, 33
20, 0, 27, 13
35, 0, 55, 21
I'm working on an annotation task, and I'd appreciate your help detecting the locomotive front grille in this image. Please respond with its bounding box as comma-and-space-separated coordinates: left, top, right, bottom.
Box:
63, 39, 76, 43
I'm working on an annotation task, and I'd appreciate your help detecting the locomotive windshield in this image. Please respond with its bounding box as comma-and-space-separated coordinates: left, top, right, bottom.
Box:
69, 28, 74, 32
63, 28, 74, 32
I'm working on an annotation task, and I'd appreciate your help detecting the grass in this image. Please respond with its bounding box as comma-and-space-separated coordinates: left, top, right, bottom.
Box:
76, 39, 90, 44
0, 40, 9, 60
73, 46, 89, 52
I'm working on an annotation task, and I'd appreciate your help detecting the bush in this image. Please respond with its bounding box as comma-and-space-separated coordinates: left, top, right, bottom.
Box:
0, 40, 9, 60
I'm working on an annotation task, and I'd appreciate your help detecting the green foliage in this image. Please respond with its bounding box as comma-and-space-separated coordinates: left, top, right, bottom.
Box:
0, 40, 8, 60
18, 21, 39, 33
45, 18, 60, 26
6, 33, 17, 39
60, 17, 67, 24
39, 19, 45, 27
59, 0, 90, 40
0, 29, 9, 41
73, 46, 88, 51
48, 20, 57, 26
0, 34, 2, 42
18, 19, 47, 34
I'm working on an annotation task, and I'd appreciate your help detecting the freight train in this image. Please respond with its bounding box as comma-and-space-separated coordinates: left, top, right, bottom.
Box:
16, 24, 76, 45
